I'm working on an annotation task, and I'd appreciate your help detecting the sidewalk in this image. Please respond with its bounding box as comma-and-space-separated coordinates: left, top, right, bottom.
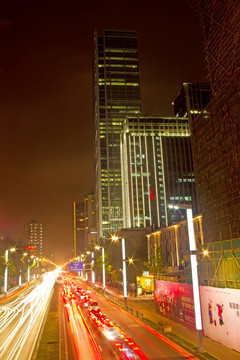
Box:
96, 284, 240, 360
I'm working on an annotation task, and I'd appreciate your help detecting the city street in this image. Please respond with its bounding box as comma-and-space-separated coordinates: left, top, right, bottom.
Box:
60, 276, 197, 360
0, 270, 57, 360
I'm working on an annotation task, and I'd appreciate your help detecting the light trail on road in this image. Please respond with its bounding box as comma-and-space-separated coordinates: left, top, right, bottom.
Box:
0, 269, 59, 360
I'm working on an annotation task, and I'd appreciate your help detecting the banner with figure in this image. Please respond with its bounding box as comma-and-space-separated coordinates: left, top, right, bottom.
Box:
200, 286, 240, 352
154, 280, 195, 329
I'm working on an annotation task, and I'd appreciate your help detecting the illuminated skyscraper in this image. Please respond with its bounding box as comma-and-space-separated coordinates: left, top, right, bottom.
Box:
93, 30, 142, 238
25, 219, 43, 257
73, 201, 84, 257
121, 117, 198, 229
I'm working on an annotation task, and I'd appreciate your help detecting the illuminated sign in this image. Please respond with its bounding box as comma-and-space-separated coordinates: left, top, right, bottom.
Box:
25, 245, 36, 250
69, 262, 83, 272
150, 188, 155, 200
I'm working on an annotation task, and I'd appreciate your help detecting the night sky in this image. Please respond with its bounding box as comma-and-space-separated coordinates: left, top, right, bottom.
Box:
0, 0, 206, 264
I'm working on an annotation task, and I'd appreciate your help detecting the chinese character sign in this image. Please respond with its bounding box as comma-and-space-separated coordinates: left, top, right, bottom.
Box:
200, 286, 240, 352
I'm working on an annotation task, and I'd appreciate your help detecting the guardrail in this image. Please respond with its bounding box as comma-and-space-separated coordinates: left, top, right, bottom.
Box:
104, 293, 144, 320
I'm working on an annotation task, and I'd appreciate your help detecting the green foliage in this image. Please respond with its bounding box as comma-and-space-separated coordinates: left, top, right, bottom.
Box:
144, 246, 167, 275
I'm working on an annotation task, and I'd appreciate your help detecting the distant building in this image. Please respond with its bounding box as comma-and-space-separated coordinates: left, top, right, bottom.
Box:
25, 220, 43, 257
173, 82, 211, 124
121, 116, 199, 230
93, 30, 142, 239
73, 201, 84, 257
83, 193, 97, 249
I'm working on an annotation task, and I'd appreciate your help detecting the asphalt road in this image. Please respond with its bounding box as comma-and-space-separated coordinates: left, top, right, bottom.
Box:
69, 279, 196, 360
0, 270, 57, 360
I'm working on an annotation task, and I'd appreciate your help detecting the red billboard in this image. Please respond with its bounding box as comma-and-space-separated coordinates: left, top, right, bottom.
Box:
154, 280, 195, 329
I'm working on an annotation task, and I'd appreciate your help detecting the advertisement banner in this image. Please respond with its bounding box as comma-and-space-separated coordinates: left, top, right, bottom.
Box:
154, 280, 195, 329
200, 286, 240, 352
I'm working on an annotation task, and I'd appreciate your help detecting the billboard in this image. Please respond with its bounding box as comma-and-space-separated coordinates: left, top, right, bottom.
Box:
154, 280, 195, 329
69, 261, 83, 272
200, 286, 240, 352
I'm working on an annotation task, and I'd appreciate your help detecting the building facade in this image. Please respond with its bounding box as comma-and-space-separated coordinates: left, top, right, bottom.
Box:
147, 215, 203, 269
83, 193, 97, 249
25, 219, 43, 257
188, 0, 240, 243
121, 117, 198, 230
73, 201, 85, 257
173, 82, 211, 124
190, 0, 240, 96
93, 30, 142, 239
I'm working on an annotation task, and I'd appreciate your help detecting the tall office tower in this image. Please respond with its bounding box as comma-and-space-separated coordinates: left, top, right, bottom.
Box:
93, 30, 142, 239
187, 1, 240, 243
25, 220, 43, 257
83, 193, 97, 249
73, 201, 85, 257
121, 117, 198, 229
173, 82, 211, 124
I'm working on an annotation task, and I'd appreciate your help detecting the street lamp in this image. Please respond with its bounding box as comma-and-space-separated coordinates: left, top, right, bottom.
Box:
4, 247, 16, 293
168, 204, 203, 353
95, 245, 106, 291
91, 251, 95, 284
111, 236, 128, 307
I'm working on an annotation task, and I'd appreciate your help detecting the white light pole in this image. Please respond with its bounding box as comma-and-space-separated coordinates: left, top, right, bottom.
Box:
4, 247, 16, 293
28, 258, 31, 283
19, 269, 22, 286
95, 246, 105, 291
4, 250, 8, 293
102, 247, 106, 290
168, 204, 203, 353
112, 236, 128, 306
91, 252, 95, 284
122, 238, 127, 306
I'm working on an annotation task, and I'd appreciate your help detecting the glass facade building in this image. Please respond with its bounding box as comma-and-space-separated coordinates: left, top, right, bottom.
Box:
121, 117, 198, 230
93, 30, 142, 238
73, 201, 85, 256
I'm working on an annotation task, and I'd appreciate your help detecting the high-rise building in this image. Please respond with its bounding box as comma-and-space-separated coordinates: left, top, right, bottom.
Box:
93, 30, 142, 239
188, 0, 240, 243
25, 220, 43, 257
83, 193, 97, 249
121, 116, 198, 229
73, 201, 84, 257
173, 82, 211, 124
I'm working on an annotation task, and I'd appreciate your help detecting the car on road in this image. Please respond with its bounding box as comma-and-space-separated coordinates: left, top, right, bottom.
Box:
56, 276, 63, 284
88, 301, 99, 311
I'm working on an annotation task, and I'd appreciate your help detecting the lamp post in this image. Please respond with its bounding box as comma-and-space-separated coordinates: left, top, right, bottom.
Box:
168, 204, 203, 353
4, 250, 8, 293
4, 247, 16, 294
112, 235, 128, 307
91, 251, 95, 284
95, 246, 105, 291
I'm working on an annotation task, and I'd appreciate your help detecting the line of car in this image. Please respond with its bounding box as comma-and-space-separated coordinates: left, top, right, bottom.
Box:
59, 276, 148, 360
